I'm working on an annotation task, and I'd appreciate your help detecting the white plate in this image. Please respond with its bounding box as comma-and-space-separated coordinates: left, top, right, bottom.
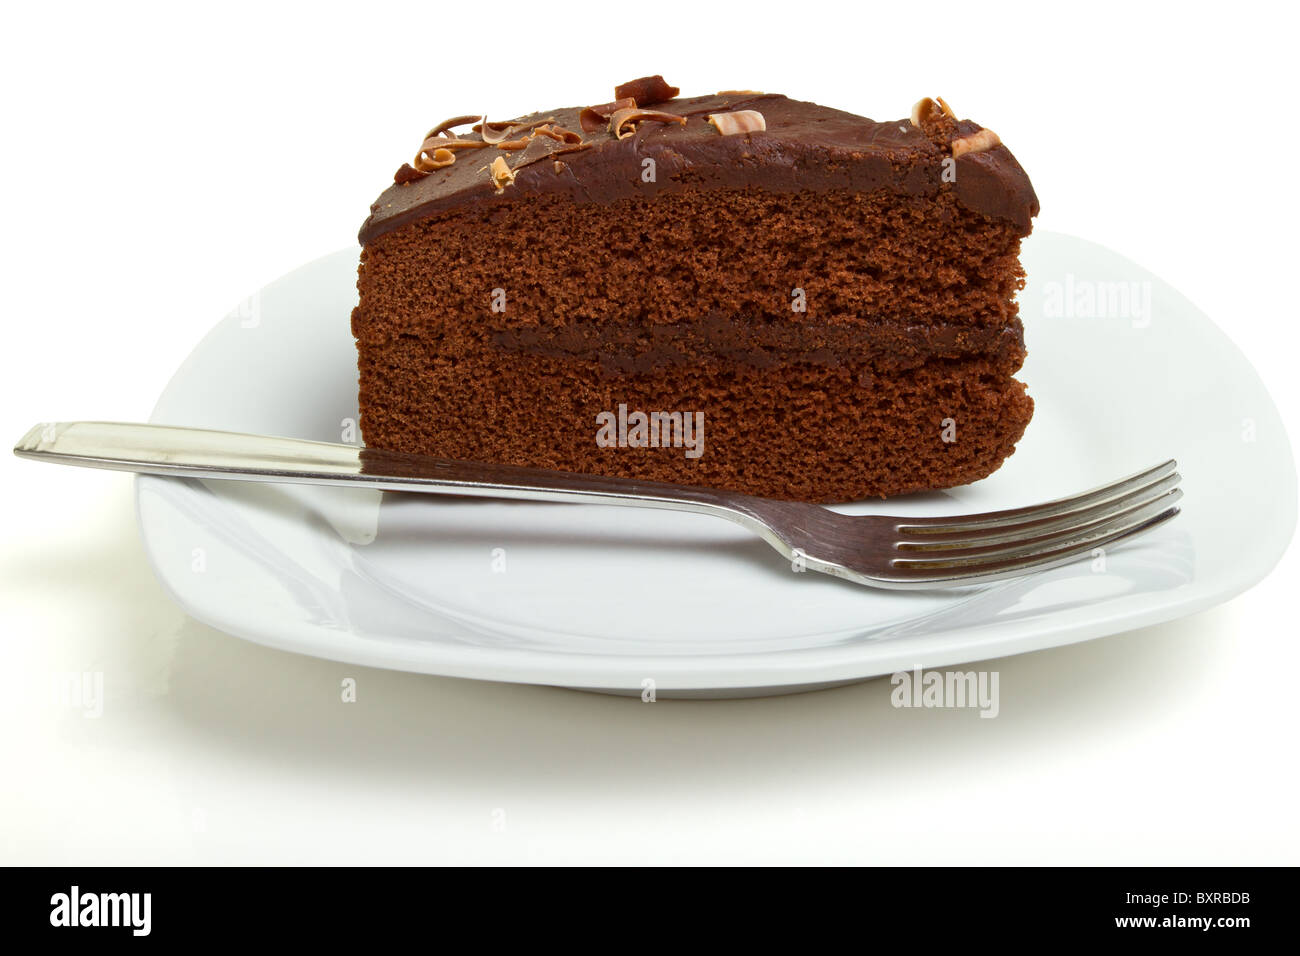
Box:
136, 232, 1297, 697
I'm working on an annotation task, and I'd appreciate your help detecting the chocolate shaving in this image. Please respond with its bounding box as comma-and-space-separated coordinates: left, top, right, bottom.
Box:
413, 136, 482, 171
418, 136, 487, 154
477, 120, 516, 145
475, 117, 556, 145
951, 128, 1001, 158
911, 96, 957, 129
608, 107, 687, 140
393, 163, 429, 184
911, 97, 939, 127
423, 114, 483, 140
412, 146, 457, 172
533, 123, 583, 144
479, 120, 588, 152
579, 97, 635, 133
706, 109, 766, 136
487, 155, 516, 192
614, 75, 679, 106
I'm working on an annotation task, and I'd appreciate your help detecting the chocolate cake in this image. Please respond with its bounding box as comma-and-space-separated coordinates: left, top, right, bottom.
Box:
351, 78, 1039, 502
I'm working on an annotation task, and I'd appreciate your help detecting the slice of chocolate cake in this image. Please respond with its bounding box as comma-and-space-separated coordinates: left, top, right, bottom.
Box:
351, 78, 1038, 502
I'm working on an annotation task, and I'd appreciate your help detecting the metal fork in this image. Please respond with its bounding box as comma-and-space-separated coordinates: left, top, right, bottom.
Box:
14, 421, 1181, 590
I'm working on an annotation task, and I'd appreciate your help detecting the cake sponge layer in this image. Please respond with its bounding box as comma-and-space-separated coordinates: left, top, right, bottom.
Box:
352, 182, 1032, 500
355, 342, 1032, 502
355, 187, 1027, 338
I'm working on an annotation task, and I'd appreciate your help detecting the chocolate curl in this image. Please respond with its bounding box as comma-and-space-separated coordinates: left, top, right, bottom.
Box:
579, 97, 635, 133
608, 107, 687, 140
412, 136, 484, 172
412, 145, 457, 172
475, 117, 557, 144
487, 155, 516, 192
951, 128, 1001, 158
418, 135, 487, 154
477, 120, 517, 145
910, 97, 956, 128
706, 110, 766, 136
614, 75, 680, 106
393, 163, 429, 184
424, 114, 483, 139
533, 123, 583, 144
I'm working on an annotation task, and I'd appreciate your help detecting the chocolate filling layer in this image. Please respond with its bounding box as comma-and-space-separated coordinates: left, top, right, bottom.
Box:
490, 312, 1026, 376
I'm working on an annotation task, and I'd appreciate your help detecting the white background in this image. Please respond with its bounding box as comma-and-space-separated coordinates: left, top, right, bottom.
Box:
2, 1, 1296, 864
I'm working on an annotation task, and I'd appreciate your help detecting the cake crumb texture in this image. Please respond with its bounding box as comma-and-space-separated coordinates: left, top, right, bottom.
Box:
352, 186, 1033, 501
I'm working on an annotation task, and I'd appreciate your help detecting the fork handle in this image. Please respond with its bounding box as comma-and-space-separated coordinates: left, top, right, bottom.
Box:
14, 421, 753, 518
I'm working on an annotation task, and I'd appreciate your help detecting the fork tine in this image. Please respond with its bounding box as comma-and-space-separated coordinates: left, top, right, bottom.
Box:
892, 488, 1182, 567
897, 460, 1178, 534
876, 506, 1181, 587
896, 472, 1180, 551
885, 501, 1180, 587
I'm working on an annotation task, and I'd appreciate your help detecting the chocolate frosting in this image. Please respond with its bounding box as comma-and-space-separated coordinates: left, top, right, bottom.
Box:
358, 92, 1039, 245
